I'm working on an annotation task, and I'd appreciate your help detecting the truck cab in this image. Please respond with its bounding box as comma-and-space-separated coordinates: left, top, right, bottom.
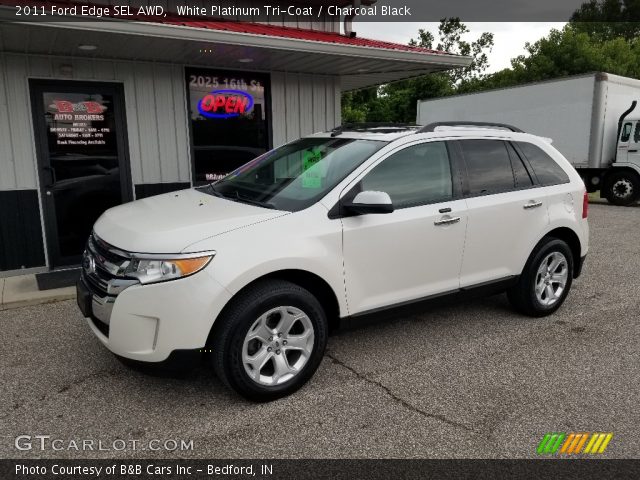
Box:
617, 117, 640, 165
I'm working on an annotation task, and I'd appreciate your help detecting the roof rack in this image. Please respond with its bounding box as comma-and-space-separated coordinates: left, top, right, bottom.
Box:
418, 121, 524, 133
330, 122, 420, 137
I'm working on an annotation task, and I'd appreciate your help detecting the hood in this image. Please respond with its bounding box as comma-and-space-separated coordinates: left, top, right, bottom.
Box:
93, 188, 288, 253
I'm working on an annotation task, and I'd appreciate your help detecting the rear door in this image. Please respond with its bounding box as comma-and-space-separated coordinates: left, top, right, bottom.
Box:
456, 139, 549, 287
341, 140, 468, 314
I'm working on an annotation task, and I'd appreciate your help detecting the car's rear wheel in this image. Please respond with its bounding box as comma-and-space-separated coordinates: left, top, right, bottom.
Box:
209, 279, 328, 402
507, 238, 574, 317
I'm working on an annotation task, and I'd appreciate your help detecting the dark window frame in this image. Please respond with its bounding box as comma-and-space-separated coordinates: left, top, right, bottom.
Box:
621, 122, 633, 143
184, 67, 273, 187
28, 79, 133, 269
506, 141, 536, 190
512, 141, 570, 187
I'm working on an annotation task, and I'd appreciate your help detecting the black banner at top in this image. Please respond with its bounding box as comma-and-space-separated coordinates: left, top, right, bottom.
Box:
0, 0, 609, 22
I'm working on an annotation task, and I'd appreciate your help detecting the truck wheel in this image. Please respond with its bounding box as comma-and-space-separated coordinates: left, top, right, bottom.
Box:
603, 171, 640, 206
209, 280, 328, 402
507, 238, 574, 317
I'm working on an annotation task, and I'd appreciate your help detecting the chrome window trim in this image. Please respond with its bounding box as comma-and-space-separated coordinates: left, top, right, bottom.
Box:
92, 232, 216, 261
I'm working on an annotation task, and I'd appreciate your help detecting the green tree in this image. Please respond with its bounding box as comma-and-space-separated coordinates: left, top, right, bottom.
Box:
466, 24, 640, 93
341, 18, 493, 123
571, 0, 640, 41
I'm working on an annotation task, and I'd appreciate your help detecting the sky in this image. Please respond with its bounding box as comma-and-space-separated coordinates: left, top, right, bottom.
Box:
356, 22, 567, 73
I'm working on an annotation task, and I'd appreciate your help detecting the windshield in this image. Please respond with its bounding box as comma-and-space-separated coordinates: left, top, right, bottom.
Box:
199, 137, 386, 211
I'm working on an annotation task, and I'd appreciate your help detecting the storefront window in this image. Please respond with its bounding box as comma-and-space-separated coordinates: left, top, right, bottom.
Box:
186, 68, 270, 185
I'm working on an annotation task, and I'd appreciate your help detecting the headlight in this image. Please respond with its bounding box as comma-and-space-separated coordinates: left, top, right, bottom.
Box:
125, 254, 214, 284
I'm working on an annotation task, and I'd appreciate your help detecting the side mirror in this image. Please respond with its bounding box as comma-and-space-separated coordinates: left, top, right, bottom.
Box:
344, 191, 394, 215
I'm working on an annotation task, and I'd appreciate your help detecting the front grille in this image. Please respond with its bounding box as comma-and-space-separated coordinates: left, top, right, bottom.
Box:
81, 233, 140, 328
90, 234, 129, 266
83, 270, 109, 297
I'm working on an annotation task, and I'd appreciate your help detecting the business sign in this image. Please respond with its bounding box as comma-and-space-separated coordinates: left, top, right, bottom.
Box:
187, 68, 269, 184
46, 96, 111, 147
197, 89, 254, 119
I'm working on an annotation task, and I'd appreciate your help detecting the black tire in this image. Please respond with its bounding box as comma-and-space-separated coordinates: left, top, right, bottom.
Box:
209, 279, 328, 402
603, 170, 640, 206
507, 238, 574, 317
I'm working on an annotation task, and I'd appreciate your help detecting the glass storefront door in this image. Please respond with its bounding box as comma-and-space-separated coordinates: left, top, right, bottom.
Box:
30, 80, 132, 268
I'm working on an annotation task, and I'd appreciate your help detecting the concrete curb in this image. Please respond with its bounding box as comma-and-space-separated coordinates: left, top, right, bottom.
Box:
0, 274, 76, 311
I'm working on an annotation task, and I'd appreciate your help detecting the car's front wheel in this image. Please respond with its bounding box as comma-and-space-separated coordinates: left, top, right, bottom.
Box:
507, 237, 574, 317
209, 280, 328, 401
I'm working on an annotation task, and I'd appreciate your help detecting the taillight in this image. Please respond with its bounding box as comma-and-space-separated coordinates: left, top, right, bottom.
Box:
582, 191, 589, 219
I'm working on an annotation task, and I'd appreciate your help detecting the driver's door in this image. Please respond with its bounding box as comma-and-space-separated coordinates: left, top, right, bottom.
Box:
617, 121, 633, 162
341, 141, 468, 315
628, 121, 640, 166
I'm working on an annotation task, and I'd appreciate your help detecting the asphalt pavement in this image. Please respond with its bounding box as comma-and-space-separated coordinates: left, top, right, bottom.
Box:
2, 203, 639, 459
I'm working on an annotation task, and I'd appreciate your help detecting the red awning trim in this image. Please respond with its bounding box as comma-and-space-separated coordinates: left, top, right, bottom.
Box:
1, 0, 454, 57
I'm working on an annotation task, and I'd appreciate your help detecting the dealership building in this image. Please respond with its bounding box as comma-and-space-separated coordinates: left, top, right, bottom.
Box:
0, 0, 469, 276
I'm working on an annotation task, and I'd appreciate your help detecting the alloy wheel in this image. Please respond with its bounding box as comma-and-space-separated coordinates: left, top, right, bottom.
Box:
242, 306, 315, 386
534, 251, 569, 306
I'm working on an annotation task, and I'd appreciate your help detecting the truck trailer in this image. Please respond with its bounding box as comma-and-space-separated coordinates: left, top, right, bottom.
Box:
417, 72, 640, 205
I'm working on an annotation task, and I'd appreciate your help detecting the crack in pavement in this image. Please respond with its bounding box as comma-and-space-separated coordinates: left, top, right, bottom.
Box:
326, 352, 478, 434
57, 369, 121, 394
0, 369, 121, 421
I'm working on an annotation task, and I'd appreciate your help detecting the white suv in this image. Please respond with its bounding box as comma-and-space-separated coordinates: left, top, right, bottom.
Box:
77, 122, 589, 401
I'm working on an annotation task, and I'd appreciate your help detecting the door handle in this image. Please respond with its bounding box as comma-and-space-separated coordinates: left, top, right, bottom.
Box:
43, 166, 57, 187
434, 215, 461, 226
629, 149, 638, 153
523, 201, 543, 209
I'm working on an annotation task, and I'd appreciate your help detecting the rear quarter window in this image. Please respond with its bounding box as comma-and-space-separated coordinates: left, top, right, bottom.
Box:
459, 139, 515, 196
516, 142, 570, 186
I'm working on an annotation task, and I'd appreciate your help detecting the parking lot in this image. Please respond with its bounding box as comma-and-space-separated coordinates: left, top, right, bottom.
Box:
1, 203, 639, 459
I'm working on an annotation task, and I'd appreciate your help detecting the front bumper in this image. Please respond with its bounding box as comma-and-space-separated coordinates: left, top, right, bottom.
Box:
78, 260, 232, 364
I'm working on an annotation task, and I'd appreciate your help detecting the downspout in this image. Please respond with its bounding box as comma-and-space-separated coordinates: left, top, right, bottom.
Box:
616, 100, 637, 163
343, 0, 361, 38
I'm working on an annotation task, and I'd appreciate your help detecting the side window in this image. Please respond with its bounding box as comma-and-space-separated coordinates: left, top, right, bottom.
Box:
507, 142, 533, 188
516, 142, 570, 186
459, 140, 515, 195
634, 122, 640, 143
621, 122, 632, 142
360, 142, 453, 208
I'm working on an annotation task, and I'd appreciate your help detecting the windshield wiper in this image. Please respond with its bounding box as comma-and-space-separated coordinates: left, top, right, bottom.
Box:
205, 183, 224, 197
233, 190, 277, 210
202, 183, 276, 209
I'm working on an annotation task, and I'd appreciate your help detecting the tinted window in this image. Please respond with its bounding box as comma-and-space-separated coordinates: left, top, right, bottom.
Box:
621, 122, 632, 142
361, 142, 452, 208
507, 143, 533, 188
634, 122, 640, 143
460, 140, 515, 195
516, 142, 570, 186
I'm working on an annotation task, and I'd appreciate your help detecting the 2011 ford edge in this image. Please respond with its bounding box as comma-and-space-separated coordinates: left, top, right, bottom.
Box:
77, 122, 589, 401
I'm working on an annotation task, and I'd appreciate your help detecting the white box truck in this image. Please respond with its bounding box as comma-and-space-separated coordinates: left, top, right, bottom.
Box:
417, 72, 640, 205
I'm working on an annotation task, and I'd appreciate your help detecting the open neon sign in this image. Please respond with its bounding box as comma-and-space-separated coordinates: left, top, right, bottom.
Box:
197, 89, 254, 119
